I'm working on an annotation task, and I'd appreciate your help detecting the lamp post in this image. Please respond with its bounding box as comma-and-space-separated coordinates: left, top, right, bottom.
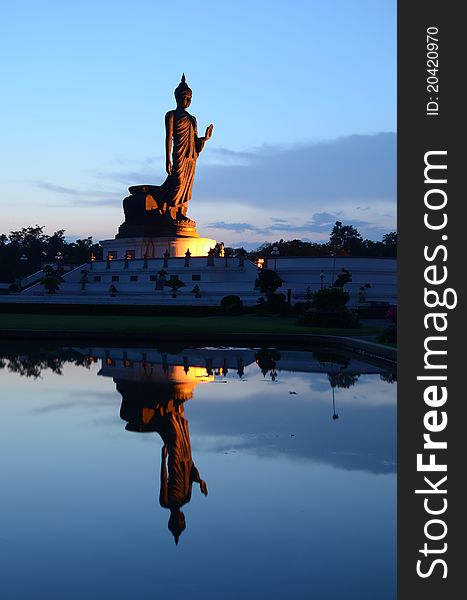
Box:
330, 252, 336, 284
320, 271, 325, 290
271, 246, 280, 272
19, 253, 28, 290
55, 251, 63, 272
332, 386, 339, 420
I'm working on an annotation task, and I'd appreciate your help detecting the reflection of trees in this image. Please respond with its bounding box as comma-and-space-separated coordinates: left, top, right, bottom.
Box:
328, 372, 360, 389
255, 348, 281, 380
380, 371, 397, 384
313, 350, 362, 421
0, 348, 89, 378
313, 351, 360, 389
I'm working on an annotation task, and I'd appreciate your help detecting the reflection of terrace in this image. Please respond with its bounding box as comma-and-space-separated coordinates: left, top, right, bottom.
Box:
82, 347, 395, 428
81, 346, 388, 381
93, 348, 256, 386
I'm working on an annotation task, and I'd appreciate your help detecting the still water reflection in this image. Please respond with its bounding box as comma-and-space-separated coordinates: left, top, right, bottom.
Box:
0, 345, 396, 600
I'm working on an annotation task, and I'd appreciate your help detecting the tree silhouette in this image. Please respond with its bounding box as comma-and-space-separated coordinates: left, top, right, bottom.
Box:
329, 222, 363, 255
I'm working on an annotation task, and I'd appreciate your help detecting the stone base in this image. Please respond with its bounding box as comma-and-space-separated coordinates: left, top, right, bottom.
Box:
117, 184, 199, 238
99, 236, 218, 259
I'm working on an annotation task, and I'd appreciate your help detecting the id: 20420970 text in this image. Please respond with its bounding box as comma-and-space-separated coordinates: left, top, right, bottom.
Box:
426, 26, 440, 116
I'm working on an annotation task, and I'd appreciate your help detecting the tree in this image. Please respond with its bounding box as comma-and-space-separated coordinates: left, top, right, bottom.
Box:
329, 221, 363, 255
382, 232, 397, 246
248, 239, 329, 259
0, 224, 104, 282
47, 230, 66, 258
255, 268, 283, 297
255, 348, 281, 378
328, 372, 360, 389
8, 225, 49, 248
67, 237, 98, 263
382, 232, 397, 256
0, 225, 49, 280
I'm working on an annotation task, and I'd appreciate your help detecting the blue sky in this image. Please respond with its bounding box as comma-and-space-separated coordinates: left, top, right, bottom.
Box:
0, 0, 396, 248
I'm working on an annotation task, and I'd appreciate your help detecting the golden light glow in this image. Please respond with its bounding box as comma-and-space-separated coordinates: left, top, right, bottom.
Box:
257, 258, 264, 268
168, 365, 214, 383
145, 194, 158, 211
142, 407, 156, 424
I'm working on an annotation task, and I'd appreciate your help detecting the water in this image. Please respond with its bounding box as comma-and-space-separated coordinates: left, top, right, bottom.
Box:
0, 345, 396, 600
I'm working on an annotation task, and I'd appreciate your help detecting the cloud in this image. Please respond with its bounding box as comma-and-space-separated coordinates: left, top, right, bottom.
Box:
206, 213, 390, 241
195, 132, 396, 207
33, 132, 396, 241
196, 134, 396, 241
34, 180, 122, 207
35, 182, 89, 196
188, 386, 396, 474
97, 132, 396, 207
206, 222, 259, 233
205, 147, 257, 165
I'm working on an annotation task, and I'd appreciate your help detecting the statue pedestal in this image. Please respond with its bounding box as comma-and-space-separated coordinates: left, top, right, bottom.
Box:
100, 185, 217, 258
99, 236, 217, 259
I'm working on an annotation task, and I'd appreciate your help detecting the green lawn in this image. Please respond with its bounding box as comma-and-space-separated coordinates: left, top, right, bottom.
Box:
0, 313, 382, 337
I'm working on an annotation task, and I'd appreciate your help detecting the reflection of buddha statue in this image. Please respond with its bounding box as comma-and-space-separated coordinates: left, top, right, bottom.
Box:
116, 364, 208, 545
158, 404, 208, 544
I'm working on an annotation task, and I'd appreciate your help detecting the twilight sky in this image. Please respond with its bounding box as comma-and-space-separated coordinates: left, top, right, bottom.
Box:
0, 0, 396, 248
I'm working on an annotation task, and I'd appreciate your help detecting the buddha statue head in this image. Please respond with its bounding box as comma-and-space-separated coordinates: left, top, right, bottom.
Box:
174, 73, 192, 108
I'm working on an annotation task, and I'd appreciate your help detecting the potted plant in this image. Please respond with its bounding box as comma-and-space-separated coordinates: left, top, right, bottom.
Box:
40, 266, 62, 294
164, 276, 186, 298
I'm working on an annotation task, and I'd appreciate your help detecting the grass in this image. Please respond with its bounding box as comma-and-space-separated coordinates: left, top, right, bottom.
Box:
0, 312, 382, 337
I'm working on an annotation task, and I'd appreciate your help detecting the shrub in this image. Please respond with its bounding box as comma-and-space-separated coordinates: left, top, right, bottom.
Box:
293, 301, 312, 315
387, 305, 397, 325
378, 325, 397, 344
297, 286, 360, 328
220, 295, 244, 314
312, 287, 350, 309
40, 274, 62, 294
333, 268, 352, 288
378, 305, 397, 343
254, 293, 289, 315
